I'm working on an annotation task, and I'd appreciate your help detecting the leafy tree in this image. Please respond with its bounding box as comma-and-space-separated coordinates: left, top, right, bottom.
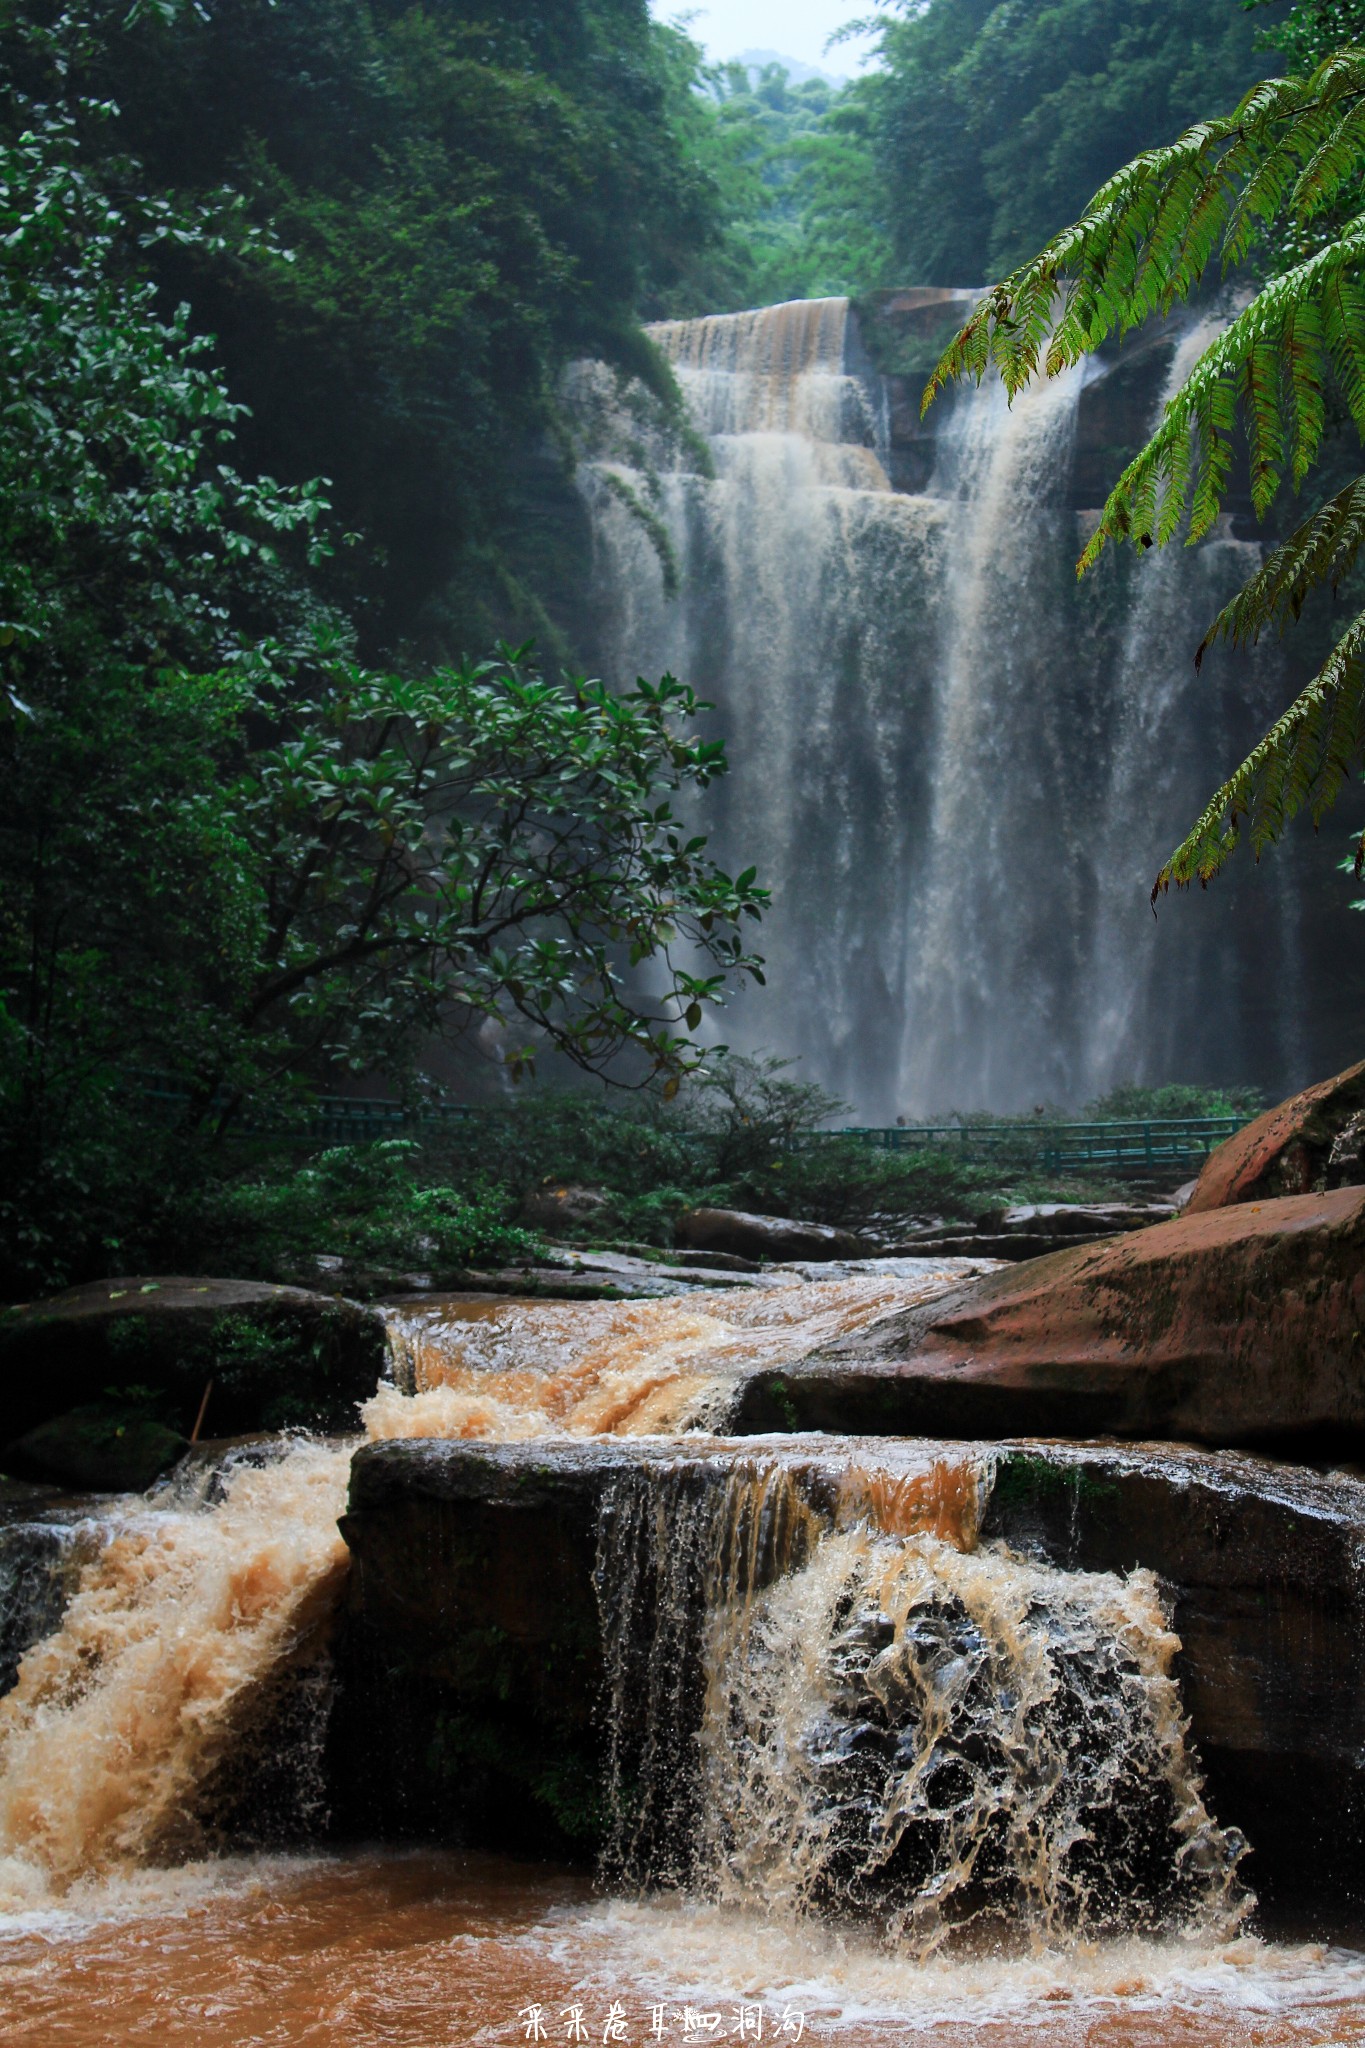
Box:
683, 59, 886, 306
0, 10, 767, 1293
1254, 0, 1365, 71
193, 646, 768, 1119
924, 35, 1365, 893
852, 0, 1274, 286
8, 0, 735, 658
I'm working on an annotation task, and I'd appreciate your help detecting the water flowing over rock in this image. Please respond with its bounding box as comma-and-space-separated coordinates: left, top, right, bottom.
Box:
5, 1257, 1365, 1962
0, 1441, 350, 1905
339, 1437, 1284, 1936
574, 295, 1310, 1115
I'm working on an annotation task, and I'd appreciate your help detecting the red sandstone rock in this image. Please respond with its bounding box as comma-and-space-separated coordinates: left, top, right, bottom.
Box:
1187, 1058, 1365, 1212
738, 1185, 1365, 1448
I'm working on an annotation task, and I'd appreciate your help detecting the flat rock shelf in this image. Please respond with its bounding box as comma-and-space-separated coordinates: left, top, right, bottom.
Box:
333, 1433, 1365, 1918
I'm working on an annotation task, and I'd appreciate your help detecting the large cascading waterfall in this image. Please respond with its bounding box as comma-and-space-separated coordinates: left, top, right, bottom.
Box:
575, 297, 1303, 1117
593, 1453, 1248, 1954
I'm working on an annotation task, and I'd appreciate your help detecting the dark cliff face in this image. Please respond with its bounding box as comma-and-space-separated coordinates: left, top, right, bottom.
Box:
328, 1434, 1365, 1925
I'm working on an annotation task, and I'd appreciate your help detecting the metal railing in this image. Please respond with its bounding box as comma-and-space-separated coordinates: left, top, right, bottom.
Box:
831, 1117, 1245, 1172
137, 1082, 1247, 1171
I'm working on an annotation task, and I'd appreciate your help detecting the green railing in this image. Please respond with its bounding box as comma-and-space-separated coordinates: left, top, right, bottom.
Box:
830, 1117, 1246, 1173
139, 1084, 1248, 1172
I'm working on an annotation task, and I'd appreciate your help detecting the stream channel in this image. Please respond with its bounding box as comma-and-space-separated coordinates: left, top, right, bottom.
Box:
2, 1267, 1365, 2043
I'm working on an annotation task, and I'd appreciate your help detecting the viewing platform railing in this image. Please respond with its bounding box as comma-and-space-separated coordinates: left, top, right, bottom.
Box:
828, 1117, 1247, 1173
138, 1084, 1248, 1173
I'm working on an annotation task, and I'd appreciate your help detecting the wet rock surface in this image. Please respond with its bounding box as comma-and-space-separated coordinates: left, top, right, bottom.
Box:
676, 1206, 866, 1263
333, 1434, 1365, 1915
732, 1187, 1365, 1453
1187, 1057, 1365, 1212
379, 1248, 1002, 1307
984, 1442, 1365, 1913
518, 1183, 611, 1231
886, 1200, 1179, 1262
3, 1404, 187, 1493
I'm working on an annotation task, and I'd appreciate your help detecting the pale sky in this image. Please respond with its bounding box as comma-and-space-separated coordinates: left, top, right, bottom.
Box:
648, 1, 882, 78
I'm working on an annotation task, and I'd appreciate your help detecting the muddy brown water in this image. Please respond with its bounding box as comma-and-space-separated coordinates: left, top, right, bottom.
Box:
3, 1849, 1365, 2045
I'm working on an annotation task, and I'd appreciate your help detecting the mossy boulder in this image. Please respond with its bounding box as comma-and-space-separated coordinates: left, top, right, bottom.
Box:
2, 1404, 188, 1492
0, 1276, 388, 1442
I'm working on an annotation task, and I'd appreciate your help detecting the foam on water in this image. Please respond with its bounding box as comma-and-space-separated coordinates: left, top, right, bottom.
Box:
523, 1892, 1365, 2038
376, 1273, 965, 1440
0, 1440, 351, 1907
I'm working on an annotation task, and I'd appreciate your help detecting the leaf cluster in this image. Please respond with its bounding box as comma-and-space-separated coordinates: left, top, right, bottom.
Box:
925, 43, 1365, 892
0, 14, 769, 1297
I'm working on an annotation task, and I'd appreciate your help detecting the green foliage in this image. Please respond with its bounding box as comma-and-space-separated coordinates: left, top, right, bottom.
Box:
33, 0, 732, 653
863, 0, 1272, 288
681, 58, 889, 306
410, 1062, 1125, 1246
1253, 1, 1365, 72
0, 5, 767, 1300
926, 35, 1365, 895
201, 1143, 538, 1286
202, 644, 767, 1102
1083, 1081, 1268, 1118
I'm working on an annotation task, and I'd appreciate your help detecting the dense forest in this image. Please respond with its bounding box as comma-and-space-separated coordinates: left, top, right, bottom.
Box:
0, 0, 1334, 1293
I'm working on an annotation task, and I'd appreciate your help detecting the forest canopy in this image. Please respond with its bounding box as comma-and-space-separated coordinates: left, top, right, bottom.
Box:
0, 0, 1324, 1292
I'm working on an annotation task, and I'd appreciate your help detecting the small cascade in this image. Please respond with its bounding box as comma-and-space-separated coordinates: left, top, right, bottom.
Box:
595, 1462, 823, 1891
593, 1451, 1247, 1954
575, 295, 1304, 1115
0, 1278, 947, 1907
0, 1279, 1246, 1958
0, 1441, 351, 1905
373, 1275, 948, 1441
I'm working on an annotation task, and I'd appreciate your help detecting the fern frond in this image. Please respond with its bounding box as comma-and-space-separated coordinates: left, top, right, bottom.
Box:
925, 50, 1365, 417
920, 45, 1365, 892
1076, 217, 1365, 571
1291, 98, 1365, 220
1283, 295, 1327, 485
1155, 607, 1365, 891
1198, 474, 1365, 658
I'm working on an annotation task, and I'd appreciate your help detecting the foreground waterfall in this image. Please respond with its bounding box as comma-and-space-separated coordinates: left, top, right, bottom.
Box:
0, 1273, 1240, 1947
0, 1277, 951, 1904
595, 1458, 1246, 1954
7, 1276, 1365, 2042
575, 297, 1304, 1116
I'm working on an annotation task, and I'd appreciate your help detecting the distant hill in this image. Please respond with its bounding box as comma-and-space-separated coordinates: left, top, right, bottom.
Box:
730, 46, 847, 88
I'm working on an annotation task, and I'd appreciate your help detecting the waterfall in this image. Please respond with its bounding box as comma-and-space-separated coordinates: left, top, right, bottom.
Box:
0, 1282, 1245, 1948
593, 1454, 1248, 1955
575, 297, 1301, 1116
0, 1519, 100, 1697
